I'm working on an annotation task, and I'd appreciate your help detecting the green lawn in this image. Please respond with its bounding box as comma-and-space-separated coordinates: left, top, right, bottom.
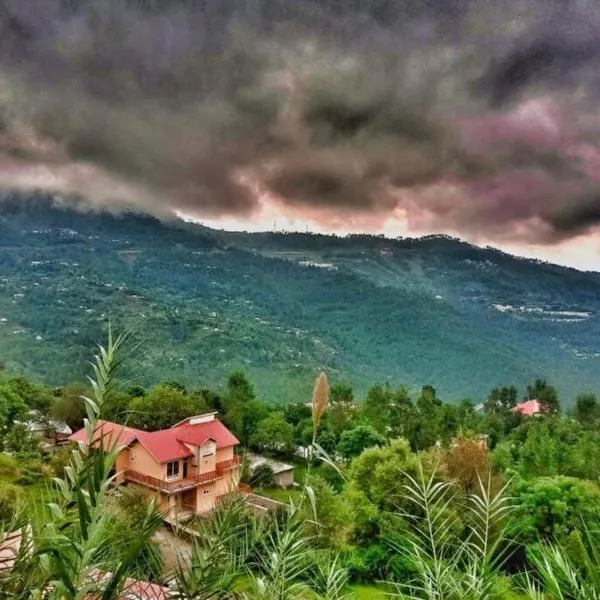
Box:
347, 584, 389, 599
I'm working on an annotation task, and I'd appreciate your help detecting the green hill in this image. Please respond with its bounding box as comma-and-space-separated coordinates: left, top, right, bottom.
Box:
1, 195, 599, 404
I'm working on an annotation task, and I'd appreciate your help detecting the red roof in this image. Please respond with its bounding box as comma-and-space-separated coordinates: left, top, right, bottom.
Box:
69, 420, 144, 449
136, 429, 193, 464
173, 420, 239, 450
512, 399, 542, 416
69, 416, 239, 463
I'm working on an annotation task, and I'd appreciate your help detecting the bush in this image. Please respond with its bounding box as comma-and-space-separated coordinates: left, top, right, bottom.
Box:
249, 463, 276, 488
0, 483, 23, 523
515, 476, 600, 544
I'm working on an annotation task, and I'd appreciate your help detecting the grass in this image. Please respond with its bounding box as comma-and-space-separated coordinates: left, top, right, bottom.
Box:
347, 584, 389, 599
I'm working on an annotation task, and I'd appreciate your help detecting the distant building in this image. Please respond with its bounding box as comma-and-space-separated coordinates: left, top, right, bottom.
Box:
69, 413, 241, 521
25, 411, 72, 446
512, 399, 542, 417
247, 453, 295, 489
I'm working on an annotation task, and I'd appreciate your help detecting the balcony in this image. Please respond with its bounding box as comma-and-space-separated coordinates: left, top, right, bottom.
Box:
124, 469, 217, 493
124, 457, 240, 494
216, 456, 241, 475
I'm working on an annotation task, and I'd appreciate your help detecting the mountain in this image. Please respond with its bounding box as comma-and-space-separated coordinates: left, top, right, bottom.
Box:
1, 196, 600, 405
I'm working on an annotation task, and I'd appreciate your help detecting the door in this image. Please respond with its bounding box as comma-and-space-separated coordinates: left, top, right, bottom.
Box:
182, 459, 188, 479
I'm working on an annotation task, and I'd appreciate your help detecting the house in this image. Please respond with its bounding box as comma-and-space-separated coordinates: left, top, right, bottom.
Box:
247, 453, 295, 489
69, 412, 241, 519
512, 399, 542, 417
24, 411, 72, 446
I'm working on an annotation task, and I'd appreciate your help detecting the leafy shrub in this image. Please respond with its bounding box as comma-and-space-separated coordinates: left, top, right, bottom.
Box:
515, 476, 600, 544
0, 483, 23, 523
250, 463, 276, 488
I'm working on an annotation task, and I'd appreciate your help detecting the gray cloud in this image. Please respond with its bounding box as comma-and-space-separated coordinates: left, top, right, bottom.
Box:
1, 0, 600, 243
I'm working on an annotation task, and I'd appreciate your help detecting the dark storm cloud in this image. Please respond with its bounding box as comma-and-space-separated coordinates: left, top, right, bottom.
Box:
1, 0, 600, 242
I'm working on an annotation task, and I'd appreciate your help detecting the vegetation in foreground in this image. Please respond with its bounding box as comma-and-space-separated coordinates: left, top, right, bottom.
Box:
1, 330, 600, 598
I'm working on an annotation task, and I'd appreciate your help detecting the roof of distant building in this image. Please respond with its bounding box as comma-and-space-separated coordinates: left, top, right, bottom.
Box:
247, 453, 294, 475
512, 399, 542, 416
68, 414, 239, 463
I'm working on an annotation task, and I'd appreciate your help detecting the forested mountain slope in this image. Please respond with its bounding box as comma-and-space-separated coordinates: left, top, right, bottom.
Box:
1, 196, 599, 404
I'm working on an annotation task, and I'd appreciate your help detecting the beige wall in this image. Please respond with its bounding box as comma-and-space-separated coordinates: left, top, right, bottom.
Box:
274, 470, 294, 489
214, 467, 241, 496
216, 447, 234, 462
115, 448, 130, 483
128, 442, 165, 479
196, 483, 215, 513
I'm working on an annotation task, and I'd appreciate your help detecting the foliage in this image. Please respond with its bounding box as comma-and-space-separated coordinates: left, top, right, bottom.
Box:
338, 425, 386, 461
250, 463, 277, 489
525, 517, 600, 600
0, 482, 22, 524
250, 413, 294, 455
2, 200, 600, 404
127, 384, 208, 431
514, 476, 600, 544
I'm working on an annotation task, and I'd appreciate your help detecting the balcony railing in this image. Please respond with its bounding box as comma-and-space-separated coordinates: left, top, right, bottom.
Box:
124, 469, 217, 493
124, 457, 240, 494
216, 456, 241, 475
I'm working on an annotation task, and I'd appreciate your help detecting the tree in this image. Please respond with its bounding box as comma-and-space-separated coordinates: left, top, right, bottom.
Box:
527, 379, 560, 413
283, 402, 311, 427
250, 412, 294, 454
575, 393, 600, 423
5, 423, 42, 459
337, 425, 386, 461
127, 384, 207, 431
484, 385, 518, 414
0, 383, 28, 432
50, 383, 88, 431
515, 477, 600, 544
361, 384, 393, 435
225, 370, 255, 407
6, 376, 54, 416
225, 399, 270, 446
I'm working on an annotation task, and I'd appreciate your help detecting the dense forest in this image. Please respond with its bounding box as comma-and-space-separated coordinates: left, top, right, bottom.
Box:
1, 195, 600, 404
1, 330, 600, 597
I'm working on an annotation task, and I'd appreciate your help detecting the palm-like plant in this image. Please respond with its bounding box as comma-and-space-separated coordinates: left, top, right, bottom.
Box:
388, 460, 514, 600
524, 518, 600, 600
1, 328, 163, 599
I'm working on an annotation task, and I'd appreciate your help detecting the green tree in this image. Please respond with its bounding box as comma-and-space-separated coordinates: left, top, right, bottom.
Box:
250, 412, 294, 454
361, 384, 393, 435
128, 384, 207, 430
484, 385, 518, 414
337, 425, 386, 461
50, 383, 88, 431
515, 476, 600, 544
527, 379, 560, 413
0, 383, 28, 432
6, 376, 53, 415
575, 393, 600, 423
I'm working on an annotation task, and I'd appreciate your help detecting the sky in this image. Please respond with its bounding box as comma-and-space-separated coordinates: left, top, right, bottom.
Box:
1, 0, 600, 271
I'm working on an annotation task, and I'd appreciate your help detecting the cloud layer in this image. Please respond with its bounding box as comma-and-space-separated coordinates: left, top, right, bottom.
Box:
2, 0, 600, 245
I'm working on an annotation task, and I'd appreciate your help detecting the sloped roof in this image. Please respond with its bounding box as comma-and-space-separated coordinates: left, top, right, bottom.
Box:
173, 420, 239, 450
512, 399, 542, 416
69, 416, 239, 463
69, 420, 144, 449
136, 429, 193, 464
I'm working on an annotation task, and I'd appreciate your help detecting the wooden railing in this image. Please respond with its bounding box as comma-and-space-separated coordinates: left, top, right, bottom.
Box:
216, 456, 241, 475
125, 457, 240, 493
125, 469, 217, 493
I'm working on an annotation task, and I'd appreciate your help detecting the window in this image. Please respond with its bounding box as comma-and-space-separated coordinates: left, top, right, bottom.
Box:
167, 461, 179, 478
